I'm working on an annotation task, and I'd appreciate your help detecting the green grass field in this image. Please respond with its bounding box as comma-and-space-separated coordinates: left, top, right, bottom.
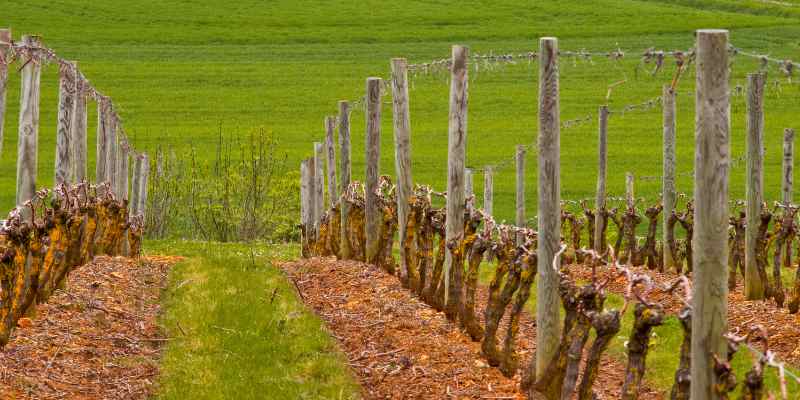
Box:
4, 0, 800, 223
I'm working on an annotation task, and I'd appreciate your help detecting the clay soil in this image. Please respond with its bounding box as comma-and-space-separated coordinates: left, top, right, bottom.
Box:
282, 257, 662, 399
0, 255, 180, 400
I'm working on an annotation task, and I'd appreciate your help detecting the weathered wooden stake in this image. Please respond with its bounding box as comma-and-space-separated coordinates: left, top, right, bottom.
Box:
300, 158, 312, 257
130, 153, 142, 214
16, 35, 42, 207
691, 29, 730, 400
516, 145, 526, 244
96, 99, 109, 184
0, 28, 10, 157
783, 128, 794, 205
300, 159, 312, 228
364, 78, 382, 264
118, 143, 129, 200
392, 58, 414, 283
444, 45, 468, 305
338, 101, 352, 259
71, 70, 88, 183
465, 167, 474, 230
308, 151, 317, 239
119, 142, 131, 255
55, 61, 77, 186
483, 166, 493, 216
662, 85, 677, 270
594, 105, 609, 252
106, 114, 119, 194
534, 36, 561, 382
137, 153, 150, 219
314, 141, 325, 238
745, 72, 766, 300
325, 116, 337, 207
465, 168, 474, 200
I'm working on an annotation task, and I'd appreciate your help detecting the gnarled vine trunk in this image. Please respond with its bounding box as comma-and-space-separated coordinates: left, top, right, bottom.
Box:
676, 202, 693, 273
577, 309, 621, 400
667, 210, 682, 274
755, 208, 774, 300
620, 206, 642, 266
499, 244, 536, 377
481, 231, 518, 366
641, 204, 662, 270
462, 228, 490, 341
670, 306, 691, 400
728, 212, 746, 290
620, 302, 664, 400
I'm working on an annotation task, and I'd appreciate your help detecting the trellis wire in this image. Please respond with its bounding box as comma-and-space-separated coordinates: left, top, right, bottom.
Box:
4, 39, 143, 157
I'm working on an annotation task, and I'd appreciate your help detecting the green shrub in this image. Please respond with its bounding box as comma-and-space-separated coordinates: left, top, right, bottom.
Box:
146, 128, 299, 242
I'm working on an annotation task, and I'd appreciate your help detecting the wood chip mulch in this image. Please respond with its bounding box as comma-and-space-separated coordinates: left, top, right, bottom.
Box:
568, 263, 800, 367
0, 255, 181, 400
282, 257, 661, 399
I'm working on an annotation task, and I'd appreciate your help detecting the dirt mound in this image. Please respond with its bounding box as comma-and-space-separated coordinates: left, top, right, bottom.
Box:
282, 257, 661, 399
0, 255, 179, 399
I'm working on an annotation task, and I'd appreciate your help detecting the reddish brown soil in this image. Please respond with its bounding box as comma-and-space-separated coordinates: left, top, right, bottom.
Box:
0, 255, 180, 400
282, 257, 661, 399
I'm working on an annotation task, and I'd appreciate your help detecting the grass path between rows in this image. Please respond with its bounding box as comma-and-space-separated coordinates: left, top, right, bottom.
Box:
147, 240, 359, 400
146, 240, 799, 398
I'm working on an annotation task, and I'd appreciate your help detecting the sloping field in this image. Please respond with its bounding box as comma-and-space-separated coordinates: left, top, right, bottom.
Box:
2, 0, 800, 222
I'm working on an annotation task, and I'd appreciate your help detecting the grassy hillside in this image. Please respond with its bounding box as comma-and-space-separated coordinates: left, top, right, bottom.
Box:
3, 0, 800, 224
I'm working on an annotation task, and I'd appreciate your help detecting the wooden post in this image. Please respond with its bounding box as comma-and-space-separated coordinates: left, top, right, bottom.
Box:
300, 158, 312, 257
314, 141, 324, 238
516, 145, 526, 231
534, 37, 561, 382
130, 153, 142, 214
465, 168, 474, 200
392, 58, 414, 283
137, 153, 150, 219
106, 115, 120, 195
625, 172, 635, 208
0, 28, 10, 157
783, 128, 794, 205
483, 166, 493, 216
118, 143, 129, 200
593, 105, 609, 252
365, 77, 383, 264
308, 151, 317, 239
662, 85, 677, 270
325, 116, 337, 207
300, 159, 312, 229
55, 61, 77, 186
338, 100, 352, 259
744, 72, 766, 300
16, 35, 42, 207
691, 29, 730, 400
465, 168, 474, 217
96, 99, 109, 184
72, 70, 88, 183
444, 45, 468, 307
119, 143, 131, 255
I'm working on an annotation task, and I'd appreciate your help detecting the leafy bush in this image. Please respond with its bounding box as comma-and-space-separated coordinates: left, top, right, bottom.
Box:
145, 128, 299, 242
